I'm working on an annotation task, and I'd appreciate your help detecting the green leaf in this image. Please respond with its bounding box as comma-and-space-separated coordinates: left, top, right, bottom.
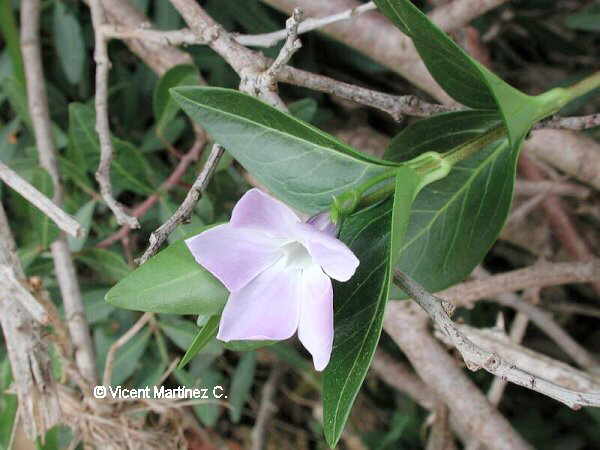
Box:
53, 1, 86, 85
106, 240, 228, 315
158, 315, 201, 351
0, 357, 17, 450
173, 367, 224, 427
566, 4, 600, 31
25, 167, 60, 249
223, 340, 276, 352
178, 315, 220, 369
323, 169, 420, 448
95, 327, 152, 385
289, 98, 318, 123
228, 352, 256, 423
373, 0, 545, 147
389, 111, 516, 295
0, 0, 25, 85
171, 86, 396, 214
68, 103, 155, 194
83, 288, 115, 324
76, 248, 130, 283
153, 65, 201, 135
67, 200, 96, 252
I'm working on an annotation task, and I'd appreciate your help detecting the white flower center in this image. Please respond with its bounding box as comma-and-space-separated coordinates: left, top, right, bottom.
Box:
280, 241, 313, 270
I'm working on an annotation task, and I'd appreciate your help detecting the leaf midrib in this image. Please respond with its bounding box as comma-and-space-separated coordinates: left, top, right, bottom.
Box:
174, 90, 398, 169
398, 139, 507, 253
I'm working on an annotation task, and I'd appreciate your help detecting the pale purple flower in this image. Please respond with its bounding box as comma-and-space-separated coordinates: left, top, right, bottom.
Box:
185, 188, 359, 371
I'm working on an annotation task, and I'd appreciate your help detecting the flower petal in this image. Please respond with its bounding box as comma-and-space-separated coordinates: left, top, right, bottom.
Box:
295, 223, 359, 282
298, 265, 333, 371
306, 211, 337, 237
185, 224, 281, 292
230, 188, 300, 237
217, 261, 301, 341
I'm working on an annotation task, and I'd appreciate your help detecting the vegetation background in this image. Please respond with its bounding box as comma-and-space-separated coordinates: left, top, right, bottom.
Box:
0, 0, 599, 448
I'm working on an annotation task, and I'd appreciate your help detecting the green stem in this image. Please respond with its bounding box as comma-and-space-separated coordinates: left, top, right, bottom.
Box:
537, 71, 600, 115
442, 126, 505, 166
358, 182, 396, 208
559, 71, 600, 105
0, 0, 25, 85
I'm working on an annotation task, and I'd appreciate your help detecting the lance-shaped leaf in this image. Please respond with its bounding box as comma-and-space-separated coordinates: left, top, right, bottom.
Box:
67, 103, 155, 194
323, 168, 421, 447
178, 315, 220, 369
171, 87, 397, 214
386, 111, 516, 296
153, 64, 202, 135
106, 240, 228, 315
374, 0, 550, 147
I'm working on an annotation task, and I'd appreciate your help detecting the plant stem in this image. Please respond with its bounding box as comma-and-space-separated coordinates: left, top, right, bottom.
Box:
442, 126, 506, 166
560, 71, 600, 105
537, 71, 600, 116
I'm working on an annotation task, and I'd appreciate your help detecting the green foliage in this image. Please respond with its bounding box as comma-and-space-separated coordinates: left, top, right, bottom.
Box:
387, 111, 518, 294
323, 170, 421, 447
76, 248, 130, 283
373, 0, 552, 147
105, 240, 228, 315
171, 86, 396, 214
53, 1, 86, 85
178, 315, 220, 369
228, 352, 256, 423
20, 167, 60, 249
0, 357, 17, 450
95, 326, 152, 385
566, 4, 600, 31
67, 103, 155, 194
153, 64, 202, 136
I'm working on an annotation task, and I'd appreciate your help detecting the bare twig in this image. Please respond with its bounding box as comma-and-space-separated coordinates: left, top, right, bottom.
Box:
99, 1, 597, 131
103, 312, 153, 386
443, 265, 598, 370
515, 180, 589, 199
0, 204, 61, 439
525, 130, 600, 191
21, 0, 97, 384
237, 1, 376, 47
519, 155, 600, 294
102, 2, 377, 48
393, 270, 600, 409
139, 0, 301, 262
251, 366, 284, 450
97, 134, 205, 248
372, 350, 435, 410
437, 259, 600, 307
0, 265, 48, 324
89, 0, 139, 228
0, 161, 82, 237
99, 0, 193, 76
448, 323, 600, 394
253, 8, 304, 108
138, 144, 224, 264
533, 113, 600, 131
384, 300, 533, 450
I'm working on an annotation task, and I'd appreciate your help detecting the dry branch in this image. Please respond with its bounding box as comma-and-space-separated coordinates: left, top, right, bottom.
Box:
384, 300, 533, 450
0, 203, 61, 439
89, 0, 139, 228
138, 144, 224, 264
21, 0, 97, 384
437, 259, 600, 307
393, 270, 600, 410
0, 161, 82, 237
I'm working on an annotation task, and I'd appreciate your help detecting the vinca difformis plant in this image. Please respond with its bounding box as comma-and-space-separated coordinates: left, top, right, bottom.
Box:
105, 0, 600, 446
